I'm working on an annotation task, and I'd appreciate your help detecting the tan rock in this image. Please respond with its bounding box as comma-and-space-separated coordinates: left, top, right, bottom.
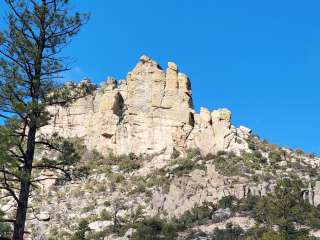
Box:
168, 61, 178, 71
40, 56, 250, 160
314, 181, 320, 206
212, 108, 232, 122
197, 107, 212, 127
151, 164, 272, 217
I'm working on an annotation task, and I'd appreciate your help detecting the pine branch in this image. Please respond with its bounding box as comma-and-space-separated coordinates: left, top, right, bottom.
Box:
32, 164, 71, 180
6, 0, 39, 43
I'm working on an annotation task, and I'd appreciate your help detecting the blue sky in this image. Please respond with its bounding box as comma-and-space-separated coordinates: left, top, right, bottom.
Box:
1, 1, 320, 154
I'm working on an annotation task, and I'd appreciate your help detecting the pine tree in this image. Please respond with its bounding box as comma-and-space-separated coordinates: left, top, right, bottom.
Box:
0, 1, 89, 239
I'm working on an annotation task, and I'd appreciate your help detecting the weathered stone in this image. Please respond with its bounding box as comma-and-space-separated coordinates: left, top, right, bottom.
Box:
168, 61, 178, 71
195, 107, 212, 128
89, 220, 113, 231
239, 125, 252, 134
212, 108, 231, 122
40, 56, 250, 160
36, 212, 50, 221
314, 181, 320, 206
151, 164, 273, 217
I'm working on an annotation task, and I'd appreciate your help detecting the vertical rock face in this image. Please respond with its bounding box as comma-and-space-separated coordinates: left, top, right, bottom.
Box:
40, 56, 250, 158
114, 56, 195, 157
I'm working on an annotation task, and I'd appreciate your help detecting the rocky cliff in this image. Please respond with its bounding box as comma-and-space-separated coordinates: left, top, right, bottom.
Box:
41, 55, 251, 161
19, 56, 320, 240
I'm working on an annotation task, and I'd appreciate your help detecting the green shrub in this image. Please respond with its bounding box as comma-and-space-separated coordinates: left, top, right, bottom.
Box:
174, 210, 195, 230
245, 227, 314, 240
245, 227, 285, 240
145, 169, 171, 193
108, 173, 125, 184
218, 196, 239, 210
132, 218, 177, 240
119, 159, 141, 173
100, 209, 112, 221
48, 227, 72, 240
173, 202, 216, 230
0, 222, 11, 239
130, 177, 148, 195
172, 158, 196, 175
186, 148, 202, 159
213, 152, 244, 176
237, 195, 259, 212
212, 223, 244, 240
253, 177, 320, 238
242, 152, 266, 170
170, 149, 206, 176
107, 153, 142, 172
72, 218, 90, 240
269, 151, 282, 163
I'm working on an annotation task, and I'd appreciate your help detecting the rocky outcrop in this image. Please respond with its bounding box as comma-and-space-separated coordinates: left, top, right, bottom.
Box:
151, 165, 272, 217
40, 56, 251, 159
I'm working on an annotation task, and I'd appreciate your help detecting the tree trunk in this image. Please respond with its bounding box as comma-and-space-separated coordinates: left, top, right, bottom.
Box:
12, 123, 37, 240
12, 180, 31, 239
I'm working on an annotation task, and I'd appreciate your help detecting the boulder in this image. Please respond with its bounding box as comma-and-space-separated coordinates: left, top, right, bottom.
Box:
89, 220, 113, 231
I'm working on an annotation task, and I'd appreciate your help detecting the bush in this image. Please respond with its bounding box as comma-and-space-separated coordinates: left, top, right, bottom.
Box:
48, 227, 72, 240
237, 195, 260, 212
245, 226, 315, 240
0, 222, 11, 239
253, 177, 320, 238
248, 142, 257, 151
186, 148, 202, 160
172, 158, 198, 176
130, 177, 148, 195
108, 173, 125, 184
100, 209, 112, 221
132, 218, 177, 240
173, 202, 216, 230
107, 153, 142, 172
242, 152, 266, 170
72, 219, 90, 240
246, 228, 284, 240
213, 150, 270, 176
145, 169, 171, 193
213, 152, 244, 176
269, 151, 282, 163
171, 150, 206, 176
212, 223, 244, 240
218, 196, 239, 210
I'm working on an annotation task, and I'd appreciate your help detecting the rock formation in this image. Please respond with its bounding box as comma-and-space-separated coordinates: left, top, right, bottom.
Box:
40, 55, 251, 159
16, 56, 320, 240
151, 165, 273, 217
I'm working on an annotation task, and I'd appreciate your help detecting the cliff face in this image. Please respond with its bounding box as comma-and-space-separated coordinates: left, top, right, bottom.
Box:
40, 56, 251, 159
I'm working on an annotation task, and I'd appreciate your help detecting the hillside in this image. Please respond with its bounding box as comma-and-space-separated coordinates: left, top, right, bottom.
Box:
1, 56, 320, 240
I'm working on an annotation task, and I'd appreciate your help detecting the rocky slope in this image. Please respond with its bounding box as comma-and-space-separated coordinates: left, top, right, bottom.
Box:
25, 142, 320, 239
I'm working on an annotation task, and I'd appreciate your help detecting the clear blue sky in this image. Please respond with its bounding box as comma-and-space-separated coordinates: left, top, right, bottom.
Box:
1, 1, 320, 154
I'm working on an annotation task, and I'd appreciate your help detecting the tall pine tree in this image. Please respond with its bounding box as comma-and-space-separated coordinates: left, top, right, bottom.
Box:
0, 0, 89, 239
